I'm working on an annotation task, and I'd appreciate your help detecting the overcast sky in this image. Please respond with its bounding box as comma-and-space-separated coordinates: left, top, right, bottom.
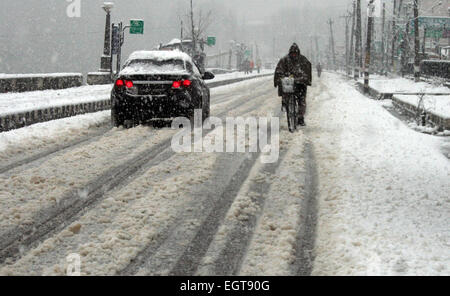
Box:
0, 0, 353, 74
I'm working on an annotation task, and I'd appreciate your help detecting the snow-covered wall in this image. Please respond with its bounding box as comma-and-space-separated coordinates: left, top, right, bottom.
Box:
0, 73, 83, 93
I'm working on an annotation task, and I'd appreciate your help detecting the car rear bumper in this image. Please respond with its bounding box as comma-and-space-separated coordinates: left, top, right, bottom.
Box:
112, 91, 196, 120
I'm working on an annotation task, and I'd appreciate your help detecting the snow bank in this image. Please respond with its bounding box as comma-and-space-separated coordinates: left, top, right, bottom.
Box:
0, 85, 112, 116
361, 75, 450, 118
0, 111, 110, 164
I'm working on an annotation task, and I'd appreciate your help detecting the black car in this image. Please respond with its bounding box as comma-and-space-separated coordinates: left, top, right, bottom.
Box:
111, 50, 215, 127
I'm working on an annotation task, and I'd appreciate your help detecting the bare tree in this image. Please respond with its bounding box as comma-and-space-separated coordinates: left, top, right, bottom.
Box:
183, 0, 213, 52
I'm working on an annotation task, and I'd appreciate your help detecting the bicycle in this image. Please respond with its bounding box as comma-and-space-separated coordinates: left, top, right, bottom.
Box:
281, 77, 300, 133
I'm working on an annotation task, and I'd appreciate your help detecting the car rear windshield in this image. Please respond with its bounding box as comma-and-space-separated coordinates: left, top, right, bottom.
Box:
122, 59, 186, 74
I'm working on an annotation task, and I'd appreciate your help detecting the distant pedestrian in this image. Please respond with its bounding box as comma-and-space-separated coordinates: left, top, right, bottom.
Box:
243, 59, 251, 74
316, 63, 322, 77
256, 58, 262, 74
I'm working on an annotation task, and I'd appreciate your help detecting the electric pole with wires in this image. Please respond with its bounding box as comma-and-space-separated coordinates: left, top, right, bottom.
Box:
414, 0, 420, 82
364, 0, 375, 93
328, 19, 336, 71
355, 0, 362, 79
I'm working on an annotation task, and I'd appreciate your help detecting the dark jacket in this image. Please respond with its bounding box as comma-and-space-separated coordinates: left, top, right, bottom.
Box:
274, 43, 312, 88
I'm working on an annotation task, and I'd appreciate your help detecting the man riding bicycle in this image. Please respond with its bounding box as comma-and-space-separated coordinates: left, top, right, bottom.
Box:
274, 43, 312, 126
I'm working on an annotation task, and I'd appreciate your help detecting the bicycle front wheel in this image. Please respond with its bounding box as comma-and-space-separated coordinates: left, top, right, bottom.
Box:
286, 94, 297, 132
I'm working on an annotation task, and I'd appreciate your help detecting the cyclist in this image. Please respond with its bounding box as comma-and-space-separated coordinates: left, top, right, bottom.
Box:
274, 43, 312, 126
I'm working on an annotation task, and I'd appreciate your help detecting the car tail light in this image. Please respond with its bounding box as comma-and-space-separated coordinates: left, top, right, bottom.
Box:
125, 80, 134, 88
172, 81, 181, 88
115, 79, 124, 87
183, 80, 192, 87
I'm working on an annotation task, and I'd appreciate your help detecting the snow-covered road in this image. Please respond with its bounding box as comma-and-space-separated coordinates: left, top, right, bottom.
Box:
0, 73, 448, 275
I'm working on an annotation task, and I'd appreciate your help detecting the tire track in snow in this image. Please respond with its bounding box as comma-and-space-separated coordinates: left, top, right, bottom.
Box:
0, 80, 275, 268
199, 144, 289, 276
120, 152, 262, 276
0, 136, 174, 265
294, 140, 319, 276
118, 102, 280, 276
293, 75, 325, 275
0, 126, 111, 175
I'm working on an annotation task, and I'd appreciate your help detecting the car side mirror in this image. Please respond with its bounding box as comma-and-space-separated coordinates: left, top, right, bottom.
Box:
202, 71, 215, 80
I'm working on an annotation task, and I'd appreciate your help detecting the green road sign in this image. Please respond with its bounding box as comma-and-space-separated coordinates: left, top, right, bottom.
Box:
207, 37, 216, 46
410, 17, 450, 29
244, 50, 251, 57
418, 16, 450, 28
130, 20, 144, 34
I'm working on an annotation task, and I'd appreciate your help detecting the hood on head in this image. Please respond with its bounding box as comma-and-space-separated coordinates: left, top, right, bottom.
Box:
289, 43, 301, 56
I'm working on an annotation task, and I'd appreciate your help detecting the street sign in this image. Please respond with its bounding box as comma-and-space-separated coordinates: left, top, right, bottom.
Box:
207, 36, 216, 46
130, 20, 144, 34
410, 16, 450, 29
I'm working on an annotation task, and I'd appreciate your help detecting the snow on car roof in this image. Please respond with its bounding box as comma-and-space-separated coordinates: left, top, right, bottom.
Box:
165, 39, 193, 46
126, 50, 193, 63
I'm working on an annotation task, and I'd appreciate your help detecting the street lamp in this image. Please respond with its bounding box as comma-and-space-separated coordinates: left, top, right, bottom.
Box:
99, 2, 114, 72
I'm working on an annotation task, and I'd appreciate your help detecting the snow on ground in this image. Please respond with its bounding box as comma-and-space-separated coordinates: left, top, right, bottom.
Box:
0, 125, 177, 233
2, 72, 447, 275
1, 146, 218, 275
0, 111, 110, 164
197, 129, 307, 276
0, 80, 277, 275
237, 78, 326, 275
313, 73, 450, 275
360, 75, 450, 118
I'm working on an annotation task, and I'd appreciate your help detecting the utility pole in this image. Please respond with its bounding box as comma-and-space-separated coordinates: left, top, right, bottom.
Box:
341, 12, 352, 75
181, 20, 184, 41
273, 37, 276, 60
190, 0, 196, 54
180, 20, 184, 52
423, 26, 427, 55
314, 35, 320, 65
381, 2, 386, 75
345, 16, 350, 75
355, 0, 362, 79
391, 0, 398, 71
328, 19, 336, 70
350, 1, 356, 76
364, 0, 375, 93
413, 0, 420, 82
